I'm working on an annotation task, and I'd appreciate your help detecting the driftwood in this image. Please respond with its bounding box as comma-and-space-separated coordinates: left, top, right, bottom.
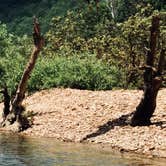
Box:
131, 15, 165, 126
1, 17, 44, 130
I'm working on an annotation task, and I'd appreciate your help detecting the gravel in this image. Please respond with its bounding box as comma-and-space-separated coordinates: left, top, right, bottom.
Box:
0, 88, 166, 157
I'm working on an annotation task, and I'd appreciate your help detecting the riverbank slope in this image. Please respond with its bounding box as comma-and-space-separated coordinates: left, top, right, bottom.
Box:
0, 88, 166, 157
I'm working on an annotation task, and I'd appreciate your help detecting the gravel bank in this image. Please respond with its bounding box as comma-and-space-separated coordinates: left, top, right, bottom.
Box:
0, 88, 166, 157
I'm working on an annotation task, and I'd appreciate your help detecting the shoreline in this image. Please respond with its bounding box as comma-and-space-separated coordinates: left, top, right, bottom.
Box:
0, 88, 166, 158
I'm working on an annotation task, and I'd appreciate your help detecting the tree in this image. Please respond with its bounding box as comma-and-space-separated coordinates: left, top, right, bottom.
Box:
105, 0, 117, 19
0, 86, 10, 121
131, 15, 165, 126
84, 0, 100, 11
1, 17, 44, 131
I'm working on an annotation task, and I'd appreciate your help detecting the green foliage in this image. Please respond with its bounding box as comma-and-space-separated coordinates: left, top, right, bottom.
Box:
46, 3, 165, 88
0, 0, 165, 35
0, 55, 25, 95
0, 53, 124, 94
120, 10, 166, 87
0, 19, 124, 96
46, 5, 115, 54
0, 1, 165, 96
0, 0, 85, 35
110, 0, 166, 22
29, 55, 124, 91
0, 23, 31, 95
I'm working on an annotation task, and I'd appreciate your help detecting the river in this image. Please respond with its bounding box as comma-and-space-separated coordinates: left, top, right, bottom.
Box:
0, 133, 165, 166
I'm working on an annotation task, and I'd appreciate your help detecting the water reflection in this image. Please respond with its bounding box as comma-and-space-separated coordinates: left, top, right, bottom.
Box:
0, 133, 165, 166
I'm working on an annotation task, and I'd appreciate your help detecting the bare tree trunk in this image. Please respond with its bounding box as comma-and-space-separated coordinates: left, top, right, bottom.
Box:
0, 86, 10, 122
106, 0, 116, 19
2, 17, 44, 129
131, 15, 165, 126
11, 47, 41, 115
95, 0, 99, 13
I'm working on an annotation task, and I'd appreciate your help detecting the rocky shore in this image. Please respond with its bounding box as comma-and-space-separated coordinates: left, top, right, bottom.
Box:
0, 88, 166, 158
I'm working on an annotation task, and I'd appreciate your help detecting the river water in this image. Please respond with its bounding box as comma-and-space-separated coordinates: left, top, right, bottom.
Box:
0, 133, 165, 166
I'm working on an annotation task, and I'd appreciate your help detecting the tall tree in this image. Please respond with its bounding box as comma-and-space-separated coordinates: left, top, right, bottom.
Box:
131, 15, 165, 126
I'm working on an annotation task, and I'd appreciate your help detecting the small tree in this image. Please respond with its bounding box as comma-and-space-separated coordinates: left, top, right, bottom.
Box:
131, 15, 165, 126
1, 17, 44, 130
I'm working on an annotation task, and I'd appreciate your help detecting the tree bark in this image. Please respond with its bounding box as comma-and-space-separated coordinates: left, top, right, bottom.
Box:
2, 17, 44, 129
131, 15, 164, 126
107, 0, 116, 19
0, 86, 10, 122
11, 48, 41, 114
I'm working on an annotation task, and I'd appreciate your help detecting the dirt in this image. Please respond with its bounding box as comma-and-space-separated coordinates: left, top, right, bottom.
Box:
0, 88, 166, 158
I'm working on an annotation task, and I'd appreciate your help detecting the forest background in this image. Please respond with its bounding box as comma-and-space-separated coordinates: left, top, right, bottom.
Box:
0, 0, 165, 98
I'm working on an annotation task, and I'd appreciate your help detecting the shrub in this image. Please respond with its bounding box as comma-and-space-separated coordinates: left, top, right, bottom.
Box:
0, 55, 25, 96
29, 54, 124, 91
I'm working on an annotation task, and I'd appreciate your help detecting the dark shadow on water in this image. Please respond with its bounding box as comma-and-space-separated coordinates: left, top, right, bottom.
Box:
81, 112, 134, 142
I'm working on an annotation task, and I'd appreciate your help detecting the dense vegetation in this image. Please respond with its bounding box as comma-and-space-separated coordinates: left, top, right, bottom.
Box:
0, 0, 165, 34
0, 0, 165, 97
0, 0, 84, 34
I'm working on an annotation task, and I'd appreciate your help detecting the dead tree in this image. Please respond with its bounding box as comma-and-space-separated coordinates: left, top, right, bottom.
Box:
0, 86, 10, 122
106, 0, 117, 19
1, 17, 44, 130
131, 15, 165, 126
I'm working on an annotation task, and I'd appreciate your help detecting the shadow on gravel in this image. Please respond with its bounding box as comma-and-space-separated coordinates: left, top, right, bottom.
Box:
152, 121, 166, 129
81, 112, 134, 142
81, 112, 166, 142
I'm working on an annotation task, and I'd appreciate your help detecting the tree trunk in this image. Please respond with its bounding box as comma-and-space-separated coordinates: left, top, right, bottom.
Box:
0, 86, 10, 122
2, 17, 44, 130
107, 0, 116, 19
131, 15, 164, 126
11, 47, 41, 115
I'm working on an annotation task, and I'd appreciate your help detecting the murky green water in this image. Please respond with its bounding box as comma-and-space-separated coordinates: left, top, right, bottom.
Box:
0, 133, 165, 166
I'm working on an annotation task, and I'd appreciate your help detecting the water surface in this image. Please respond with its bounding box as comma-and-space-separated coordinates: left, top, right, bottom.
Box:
0, 133, 165, 166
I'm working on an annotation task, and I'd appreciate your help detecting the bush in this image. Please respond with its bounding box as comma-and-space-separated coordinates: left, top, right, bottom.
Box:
0, 55, 25, 96
0, 53, 124, 94
28, 54, 124, 91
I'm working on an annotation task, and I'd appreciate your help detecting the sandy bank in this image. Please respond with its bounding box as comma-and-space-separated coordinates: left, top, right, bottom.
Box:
0, 88, 166, 158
